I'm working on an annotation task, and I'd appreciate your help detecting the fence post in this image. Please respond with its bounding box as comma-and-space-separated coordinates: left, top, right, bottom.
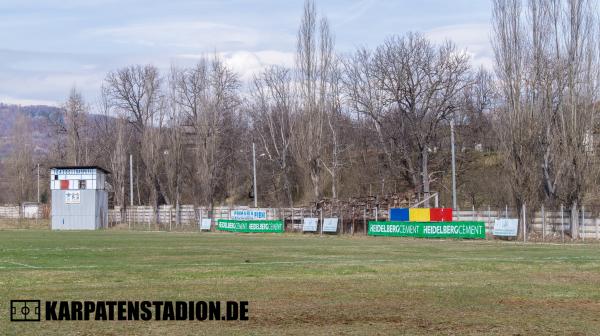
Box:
582, 205, 585, 242
594, 214, 600, 240
561, 204, 565, 244
363, 207, 367, 235
541, 204, 545, 242
522, 203, 526, 243
351, 206, 355, 235
320, 208, 323, 236
505, 205, 508, 219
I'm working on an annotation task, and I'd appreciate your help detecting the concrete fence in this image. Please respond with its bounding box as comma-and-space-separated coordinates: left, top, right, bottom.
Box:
0, 203, 47, 219
101, 205, 596, 240
2, 202, 598, 240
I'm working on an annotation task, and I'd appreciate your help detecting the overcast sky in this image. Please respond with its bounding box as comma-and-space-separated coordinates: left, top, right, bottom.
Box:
0, 0, 492, 107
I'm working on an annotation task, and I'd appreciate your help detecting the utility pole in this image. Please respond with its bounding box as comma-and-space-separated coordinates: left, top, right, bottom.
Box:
450, 119, 457, 211
37, 163, 40, 203
252, 143, 258, 208
129, 154, 134, 206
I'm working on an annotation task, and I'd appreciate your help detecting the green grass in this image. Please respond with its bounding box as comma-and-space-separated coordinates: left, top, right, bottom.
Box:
1, 230, 600, 335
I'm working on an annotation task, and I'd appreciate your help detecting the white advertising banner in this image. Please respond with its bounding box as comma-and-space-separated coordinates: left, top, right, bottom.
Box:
64, 191, 81, 204
200, 218, 212, 231
230, 209, 267, 220
322, 218, 338, 233
493, 218, 518, 236
303, 217, 318, 232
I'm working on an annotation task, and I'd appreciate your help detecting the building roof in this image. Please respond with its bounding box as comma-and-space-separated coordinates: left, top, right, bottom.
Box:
50, 166, 111, 174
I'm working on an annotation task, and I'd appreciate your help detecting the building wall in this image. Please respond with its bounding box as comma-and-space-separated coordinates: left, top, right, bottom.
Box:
51, 189, 107, 230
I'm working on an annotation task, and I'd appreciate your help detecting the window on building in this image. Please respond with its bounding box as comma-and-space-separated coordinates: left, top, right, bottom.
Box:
79, 180, 86, 189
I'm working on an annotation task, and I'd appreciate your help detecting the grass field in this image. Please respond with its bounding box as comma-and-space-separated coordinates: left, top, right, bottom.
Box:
1, 230, 600, 335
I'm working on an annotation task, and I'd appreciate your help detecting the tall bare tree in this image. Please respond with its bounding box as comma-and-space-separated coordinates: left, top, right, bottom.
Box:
295, 0, 334, 201
492, 0, 599, 237
63, 87, 88, 165
171, 57, 240, 208
105, 65, 169, 212
6, 111, 35, 204
250, 65, 297, 207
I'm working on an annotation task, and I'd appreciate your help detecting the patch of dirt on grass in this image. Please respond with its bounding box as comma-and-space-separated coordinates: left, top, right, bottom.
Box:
499, 297, 600, 311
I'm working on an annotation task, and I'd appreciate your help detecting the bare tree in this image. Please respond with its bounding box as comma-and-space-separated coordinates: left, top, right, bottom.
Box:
295, 0, 334, 201
63, 87, 88, 165
345, 33, 470, 205
250, 65, 297, 207
96, 86, 129, 209
165, 68, 186, 224
321, 57, 347, 200
171, 57, 240, 208
105, 65, 169, 213
492, 0, 541, 236
6, 111, 35, 204
492, 0, 599, 237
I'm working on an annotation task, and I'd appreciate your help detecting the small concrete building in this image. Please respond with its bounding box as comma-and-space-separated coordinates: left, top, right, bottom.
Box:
50, 166, 110, 230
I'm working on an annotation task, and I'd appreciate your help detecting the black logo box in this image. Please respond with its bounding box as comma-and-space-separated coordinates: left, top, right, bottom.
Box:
10, 300, 41, 322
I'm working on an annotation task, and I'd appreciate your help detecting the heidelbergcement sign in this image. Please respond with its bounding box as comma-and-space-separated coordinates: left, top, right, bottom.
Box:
217, 219, 284, 233
368, 221, 485, 239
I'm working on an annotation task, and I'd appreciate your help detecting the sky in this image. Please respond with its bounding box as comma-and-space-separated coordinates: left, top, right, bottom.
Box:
0, 0, 492, 107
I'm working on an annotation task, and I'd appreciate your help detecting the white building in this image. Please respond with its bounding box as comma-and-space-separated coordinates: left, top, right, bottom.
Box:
50, 166, 110, 230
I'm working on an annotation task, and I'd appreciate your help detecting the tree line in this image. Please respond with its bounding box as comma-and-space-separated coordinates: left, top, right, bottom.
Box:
3, 0, 599, 221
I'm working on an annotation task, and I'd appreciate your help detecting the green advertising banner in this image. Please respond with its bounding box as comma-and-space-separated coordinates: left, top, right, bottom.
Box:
368, 221, 485, 239
217, 219, 284, 233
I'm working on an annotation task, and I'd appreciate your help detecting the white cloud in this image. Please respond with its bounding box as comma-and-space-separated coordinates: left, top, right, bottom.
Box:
0, 71, 105, 106
85, 20, 290, 52
425, 23, 493, 69
0, 95, 59, 106
178, 50, 295, 82
331, 0, 377, 27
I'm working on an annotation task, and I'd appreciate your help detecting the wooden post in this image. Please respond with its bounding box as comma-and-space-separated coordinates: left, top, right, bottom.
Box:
300, 208, 304, 233
522, 203, 526, 243
561, 204, 565, 243
582, 205, 585, 242
541, 204, 545, 242
320, 208, 323, 236
487, 205, 491, 230
363, 207, 367, 235
340, 209, 344, 235
351, 206, 355, 235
